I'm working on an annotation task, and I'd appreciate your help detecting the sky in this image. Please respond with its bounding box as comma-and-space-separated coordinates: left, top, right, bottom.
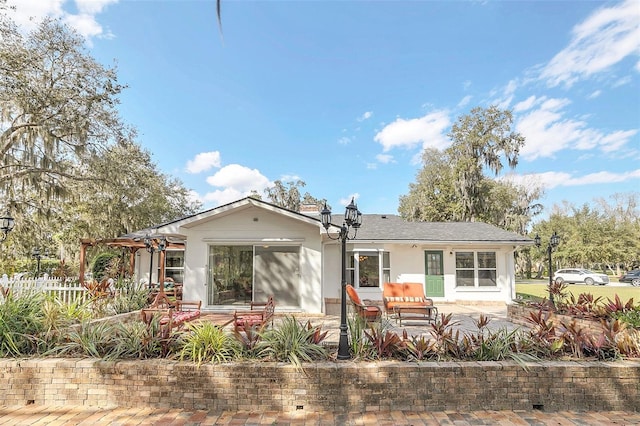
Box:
6, 0, 640, 220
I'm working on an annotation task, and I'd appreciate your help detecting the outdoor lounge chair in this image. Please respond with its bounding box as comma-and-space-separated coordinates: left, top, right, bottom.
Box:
346, 284, 382, 323
233, 295, 275, 331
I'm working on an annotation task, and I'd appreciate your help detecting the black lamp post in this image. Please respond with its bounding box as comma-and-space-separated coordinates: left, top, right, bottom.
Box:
31, 248, 48, 277
534, 231, 560, 306
0, 211, 15, 242
321, 197, 362, 360
143, 235, 166, 288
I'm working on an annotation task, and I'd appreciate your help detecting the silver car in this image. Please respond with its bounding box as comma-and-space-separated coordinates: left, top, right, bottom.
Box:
553, 268, 609, 285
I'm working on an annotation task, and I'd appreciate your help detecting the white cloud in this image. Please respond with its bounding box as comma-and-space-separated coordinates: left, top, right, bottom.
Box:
205, 164, 271, 193
505, 169, 640, 190
539, 0, 640, 88
279, 174, 301, 182
186, 151, 221, 174
587, 90, 602, 99
338, 136, 351, 145
565, 169, 640, 185
76, 0, 117, 15
517, 97, 638, 160
457, 95, 472, 108
202, 188, 247, 207
376, 154, 395, 164
357, 111, 373, 122
374, 110, 451, 152
513, 95, 539, 113
492, 79, 519, 110
7, 0, 117, 40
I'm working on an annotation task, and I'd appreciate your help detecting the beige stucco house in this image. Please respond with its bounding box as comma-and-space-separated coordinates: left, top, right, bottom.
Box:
130, 197, 533, 313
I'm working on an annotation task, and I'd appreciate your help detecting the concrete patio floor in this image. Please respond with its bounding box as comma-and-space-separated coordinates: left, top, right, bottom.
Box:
200, 302, 522, 347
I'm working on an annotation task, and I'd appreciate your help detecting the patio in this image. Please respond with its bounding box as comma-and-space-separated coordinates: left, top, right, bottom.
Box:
198, 303, 522, 346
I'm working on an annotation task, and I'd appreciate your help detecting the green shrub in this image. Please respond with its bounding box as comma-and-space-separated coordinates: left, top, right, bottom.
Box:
107, 320, 166, 360
48, 321, 118, 358
614, 308, 640, 329
0, 291, 47, 356
91, 252, 119, 281
256, 316, 328, 369
179, 322, 240, 365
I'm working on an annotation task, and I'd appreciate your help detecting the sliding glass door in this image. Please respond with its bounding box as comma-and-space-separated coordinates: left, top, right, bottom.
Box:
207, 245, 300, 307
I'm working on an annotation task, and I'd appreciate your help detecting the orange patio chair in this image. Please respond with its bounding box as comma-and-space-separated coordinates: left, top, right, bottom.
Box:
345, 284, 382, 323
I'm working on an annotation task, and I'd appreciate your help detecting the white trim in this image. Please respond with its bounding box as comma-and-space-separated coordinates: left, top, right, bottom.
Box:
202, 238, 305, 243
454, 287, 502, 293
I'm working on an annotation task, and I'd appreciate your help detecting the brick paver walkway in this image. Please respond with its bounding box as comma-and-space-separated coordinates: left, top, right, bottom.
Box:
1, 406, 639, 425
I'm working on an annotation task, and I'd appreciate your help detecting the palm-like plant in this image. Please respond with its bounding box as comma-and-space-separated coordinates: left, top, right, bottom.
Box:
107, 320, 166, 360
0, 291, 47, 356
256, 316, 328, 369
179, 322, 240, 365
49, 321, 118, 358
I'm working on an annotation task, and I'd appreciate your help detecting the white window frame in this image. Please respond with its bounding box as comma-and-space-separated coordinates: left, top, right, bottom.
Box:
346, 250, 390, 289
455, 251, 497, 288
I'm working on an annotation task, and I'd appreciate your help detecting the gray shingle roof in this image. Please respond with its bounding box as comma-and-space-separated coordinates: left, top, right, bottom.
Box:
329, 214, 532, 244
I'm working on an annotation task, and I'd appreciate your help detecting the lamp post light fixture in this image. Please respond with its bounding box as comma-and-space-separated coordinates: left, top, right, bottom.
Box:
0, 211, 15, 242
534, 231, 560, 307
321, 197, 362, 360
143, 234, 167, 289
31, 248, 49, 277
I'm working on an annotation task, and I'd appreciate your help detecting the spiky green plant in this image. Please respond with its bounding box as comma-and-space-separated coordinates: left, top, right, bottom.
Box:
106, 320, 166, 360
0, 291, 47, 356
179, 322, 240, 365
48, 321, 118, 358
347, 314, 372, 359
256, 316, 328, 369
107, 287, 152, 315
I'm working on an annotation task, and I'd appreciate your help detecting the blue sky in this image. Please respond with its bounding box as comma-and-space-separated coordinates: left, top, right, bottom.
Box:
8, 0, 640, 220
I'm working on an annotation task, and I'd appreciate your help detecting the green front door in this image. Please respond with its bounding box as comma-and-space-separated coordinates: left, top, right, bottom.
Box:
424, 251, 445, 297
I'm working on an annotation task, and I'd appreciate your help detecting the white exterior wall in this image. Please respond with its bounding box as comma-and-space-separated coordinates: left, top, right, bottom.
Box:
165, 206, 324, 313
324, 242, 517, 306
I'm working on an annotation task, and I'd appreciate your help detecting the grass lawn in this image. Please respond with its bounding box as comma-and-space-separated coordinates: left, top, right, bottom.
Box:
516, 281, 640, 303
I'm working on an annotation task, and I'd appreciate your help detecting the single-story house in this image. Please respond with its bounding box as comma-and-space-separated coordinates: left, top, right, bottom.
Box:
121, 197, 533, 313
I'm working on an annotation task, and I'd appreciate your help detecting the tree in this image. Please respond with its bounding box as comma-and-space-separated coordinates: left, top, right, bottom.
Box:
448, 106, 525, 221
264, 179, 324, 212
60, 140, 201, 255
530, 193, 640, 275
398, 148, 462, 222
398, 107, 540, 235
0, 15, 125, 211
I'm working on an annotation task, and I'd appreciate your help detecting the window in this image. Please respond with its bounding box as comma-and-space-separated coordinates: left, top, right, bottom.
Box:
455, 251, 497, 287
164, 250, 184, 283
347, 251, 390, 288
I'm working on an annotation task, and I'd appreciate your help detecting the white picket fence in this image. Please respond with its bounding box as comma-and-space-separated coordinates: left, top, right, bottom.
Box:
1, 275, 89, 304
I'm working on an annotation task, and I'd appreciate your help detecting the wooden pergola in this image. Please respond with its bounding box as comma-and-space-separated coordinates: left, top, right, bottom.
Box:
79, 235, 185, 307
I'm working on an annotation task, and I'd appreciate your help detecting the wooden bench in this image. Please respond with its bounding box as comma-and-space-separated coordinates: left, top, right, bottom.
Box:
383, 282, 438, 324
140, 300, 202, 334
233, 296, 275, 331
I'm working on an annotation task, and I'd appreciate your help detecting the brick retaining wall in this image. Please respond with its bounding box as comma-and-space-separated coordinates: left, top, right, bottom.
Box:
1, 359, 638, 412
